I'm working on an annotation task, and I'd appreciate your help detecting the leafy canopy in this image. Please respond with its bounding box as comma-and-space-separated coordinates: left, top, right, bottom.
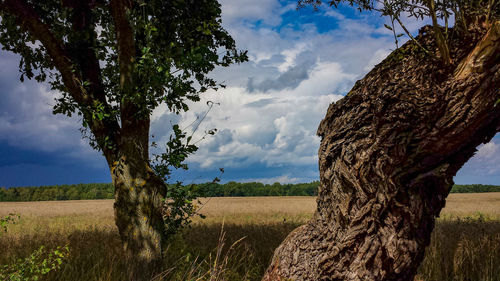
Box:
0, 0, 248, 236
0, 0, 247, 148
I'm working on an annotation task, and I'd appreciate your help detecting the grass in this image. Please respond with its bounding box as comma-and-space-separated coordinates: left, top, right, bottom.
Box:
0, 194, 500, 280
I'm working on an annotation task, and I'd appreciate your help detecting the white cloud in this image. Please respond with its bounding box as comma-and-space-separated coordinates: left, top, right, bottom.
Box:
167, 84, 344, 170
475, 142, 499, 160
240, 174, 302, 184
2, 0, 496, 185
219, 0, 294, 26
2, 0, 437, 183
278, 43, 311, 73
151, 1, 395, 174
364, 49, 391, 71
324, 10, 346, 20
462, 141, 500, 176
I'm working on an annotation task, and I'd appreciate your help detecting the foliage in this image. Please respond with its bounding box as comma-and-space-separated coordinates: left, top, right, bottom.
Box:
0, 0, 248, 244
0, 245, 70, 281
0, 181, 321, 201
0, 183, 115, 202
450, 184, 500, 193
163, 182, 206, 237
298, 0, 498, 26
1, 214, 19, 233
3, 182, 500, 202
0, 215, 70, 281
0, 0, 247, 129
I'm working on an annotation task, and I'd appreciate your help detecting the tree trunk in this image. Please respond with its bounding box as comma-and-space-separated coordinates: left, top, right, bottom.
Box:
263, 22, 500, 281
110, 143, 167, 280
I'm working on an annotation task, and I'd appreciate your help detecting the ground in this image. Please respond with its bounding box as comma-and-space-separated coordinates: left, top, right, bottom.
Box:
1, 194, 500, 280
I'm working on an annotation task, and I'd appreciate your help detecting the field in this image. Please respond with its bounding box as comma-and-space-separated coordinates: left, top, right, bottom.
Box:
1, 194, 500, 280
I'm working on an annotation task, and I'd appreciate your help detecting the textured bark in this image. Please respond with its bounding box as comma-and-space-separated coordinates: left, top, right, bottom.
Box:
110, 145, 167, 280
263, 22, 500, 281
108, 2, 168, 277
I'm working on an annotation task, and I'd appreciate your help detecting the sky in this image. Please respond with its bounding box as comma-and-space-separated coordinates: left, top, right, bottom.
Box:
1, 0, 499, 188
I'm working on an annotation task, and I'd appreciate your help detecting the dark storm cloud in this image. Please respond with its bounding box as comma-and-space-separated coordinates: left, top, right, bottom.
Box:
244, 98, 277, 108
247, 51, 317, 93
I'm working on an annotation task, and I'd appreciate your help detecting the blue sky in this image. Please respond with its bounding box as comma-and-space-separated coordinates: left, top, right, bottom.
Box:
1, 0, 499, 187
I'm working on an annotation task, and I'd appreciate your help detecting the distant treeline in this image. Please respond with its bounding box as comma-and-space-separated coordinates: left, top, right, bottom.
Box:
449, 184, 500, 193
0, 182, 318, 202
0, 182, 499, 202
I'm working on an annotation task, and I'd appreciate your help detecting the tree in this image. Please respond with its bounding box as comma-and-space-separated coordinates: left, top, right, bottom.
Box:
0, 0, 246, 278
264, 1, 500, 280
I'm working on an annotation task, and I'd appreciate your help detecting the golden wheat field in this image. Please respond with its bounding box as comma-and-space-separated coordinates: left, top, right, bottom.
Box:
1, 194, 500, 281
1, 193, 500, 233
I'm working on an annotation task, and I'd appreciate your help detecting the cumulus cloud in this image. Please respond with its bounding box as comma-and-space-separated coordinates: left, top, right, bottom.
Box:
461, 141, 500, 176
247, 51, 317, 93
7, 0, 483, 185
240, 174, 303, 184
219, 0, 294, 26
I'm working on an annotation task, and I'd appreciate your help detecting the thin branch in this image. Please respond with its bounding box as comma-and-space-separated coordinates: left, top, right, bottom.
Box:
428, 0, 451, 65
486, 0, 496, 25
191, 101, 217, 138
394, 16, 433, 57
390, 14, 399, 49
1, 0, 121, 161
1, 0, 91, 106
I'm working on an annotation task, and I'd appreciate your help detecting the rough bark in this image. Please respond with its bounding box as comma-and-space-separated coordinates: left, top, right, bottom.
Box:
107, 1, 169, 277
110, 143, 167, 280
263, 22, 500, 281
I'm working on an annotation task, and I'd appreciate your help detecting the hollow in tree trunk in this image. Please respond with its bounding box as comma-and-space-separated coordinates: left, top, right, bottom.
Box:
263, 22, 500, 281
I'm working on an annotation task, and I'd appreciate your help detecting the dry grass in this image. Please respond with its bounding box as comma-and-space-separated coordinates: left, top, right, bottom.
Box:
1, 193, 499, 233
0, 200, 115, 236
438, 192, 500, 220
1, 194, 500, 280
193, 196, 316, 224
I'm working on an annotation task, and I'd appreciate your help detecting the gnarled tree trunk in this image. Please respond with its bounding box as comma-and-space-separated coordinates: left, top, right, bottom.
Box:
110, 152, 167, 280
263, 22, 500, 281
105, 111, 169, 280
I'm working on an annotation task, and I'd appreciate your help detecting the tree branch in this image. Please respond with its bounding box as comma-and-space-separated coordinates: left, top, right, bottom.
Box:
428, 0, 451, 65
394, 16, 432, 57
63, 0, 107, 104
1, 0, 121, 162
1, 0, 91, 106
109, 0, 135, 93
109, 0, 150, 160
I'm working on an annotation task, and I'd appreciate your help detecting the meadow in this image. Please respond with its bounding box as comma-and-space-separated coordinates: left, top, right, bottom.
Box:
1, 194, 500, 280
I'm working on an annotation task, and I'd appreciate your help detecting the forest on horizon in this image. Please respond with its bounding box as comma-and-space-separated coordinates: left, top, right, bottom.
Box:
1, 182, 500, 202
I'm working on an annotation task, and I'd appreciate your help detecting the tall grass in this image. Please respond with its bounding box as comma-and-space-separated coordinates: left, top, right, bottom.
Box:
418, 218, 500, 281
0, 220, 499, 280
0, 223, 295, 280
1, 196, 500, 280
